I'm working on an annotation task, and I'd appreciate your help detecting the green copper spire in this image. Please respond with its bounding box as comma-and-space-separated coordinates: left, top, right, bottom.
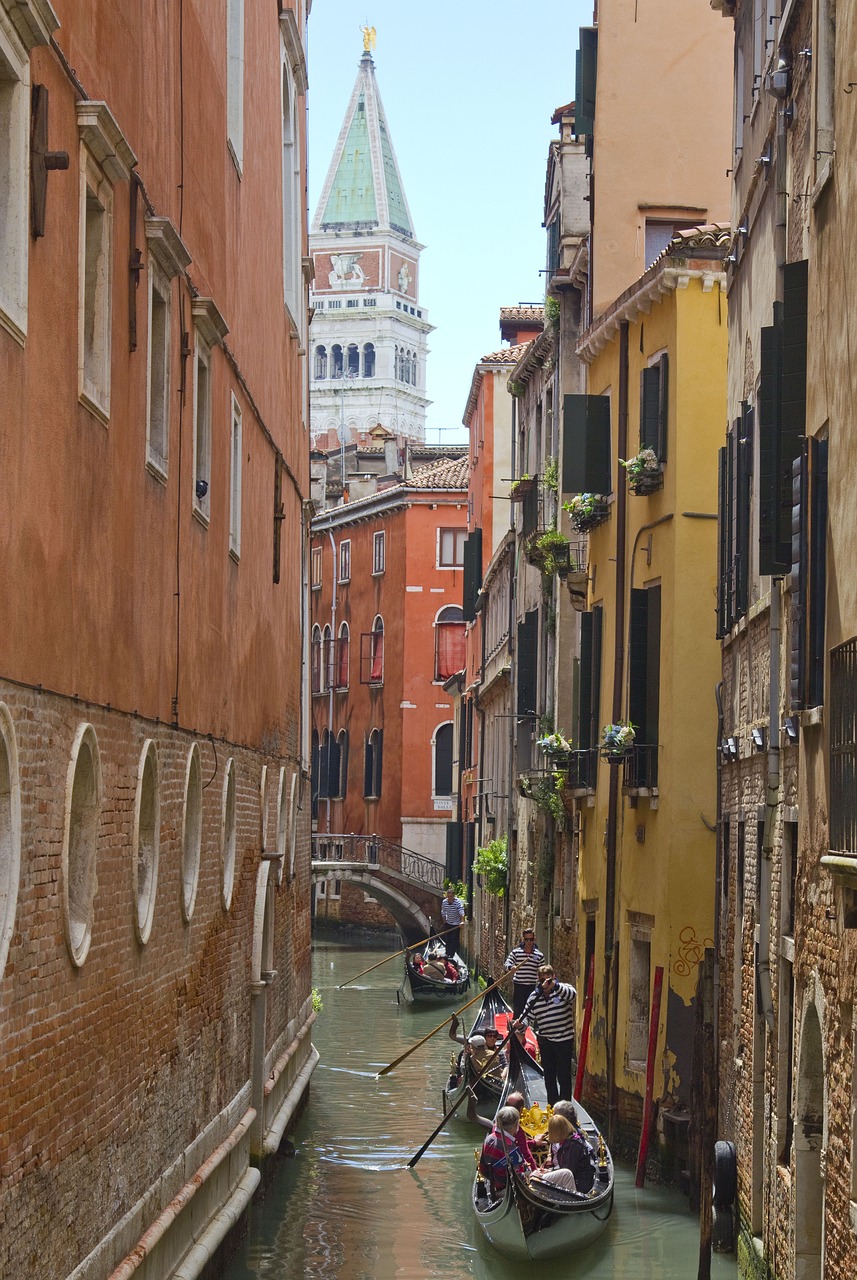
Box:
320, 93, 378, 226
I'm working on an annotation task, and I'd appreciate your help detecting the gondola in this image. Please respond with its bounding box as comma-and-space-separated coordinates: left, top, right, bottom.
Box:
442, 984, 538, 1122
471, 1031, 614, 1261
401, 935, 470, 1004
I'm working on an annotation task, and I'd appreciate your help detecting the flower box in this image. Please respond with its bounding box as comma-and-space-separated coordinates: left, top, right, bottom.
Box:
621, 450, 663, 496
509, 476, 537, 502
563, 494, 609, 533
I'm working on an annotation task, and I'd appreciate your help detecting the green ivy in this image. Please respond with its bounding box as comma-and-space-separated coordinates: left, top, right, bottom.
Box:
520, 771, 568, 831
545, 295, 560, 328
443, 877, 468, 901
542, 456, 559, 493
311, 988, 324, 1014
473, 835, 508, 897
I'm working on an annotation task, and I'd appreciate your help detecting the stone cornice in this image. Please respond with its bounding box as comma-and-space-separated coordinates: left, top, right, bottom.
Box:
576, 264, 726, 364
191, 297, 229, 348
279, 9, 308, 95
76, 100, 136, 181
145, 216, 191, 280
1, 0, 59, 54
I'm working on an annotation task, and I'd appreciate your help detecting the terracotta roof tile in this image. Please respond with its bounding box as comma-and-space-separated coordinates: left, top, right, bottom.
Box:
498, 306, 545, 324
408, 455, 470, 490
480, 341, 532, 365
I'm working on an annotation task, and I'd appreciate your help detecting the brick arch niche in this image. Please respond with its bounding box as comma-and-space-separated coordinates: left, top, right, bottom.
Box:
794, 996, 825, 1277
0, 704, 21, 981
62, 723, 102, 966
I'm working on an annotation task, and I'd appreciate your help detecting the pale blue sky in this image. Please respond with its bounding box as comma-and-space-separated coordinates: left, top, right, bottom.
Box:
307, 1, 591, 443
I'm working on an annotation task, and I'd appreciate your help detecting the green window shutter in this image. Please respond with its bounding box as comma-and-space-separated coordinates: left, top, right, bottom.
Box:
575, 27, 598, 137
777, 261, 808, 566
790, 450, 809, 710
727, 421, 739, 624
462, 528, 482, 622
578, 612, 593, 750
807, 439, 828, 708
657, 353, 669, 461
717, 445, 729, 637
629, 587, 660, 786
737, 403, 754, 618
758, 321, 781, 574
516, 610, 539, 718
562, 394, 612, 495
446, 821, 463, 883
629, 589, 649, 742
640, 367, 660, 452
591, 605, 603, 756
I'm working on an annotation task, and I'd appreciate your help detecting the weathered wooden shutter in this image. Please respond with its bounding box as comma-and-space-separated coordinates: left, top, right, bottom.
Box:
462, 528, 482, 622
640, 367, 660, 453
758, 320, 782, 574
717, 445, 729, 637
517, 610, 539, 718
777, 261, 808, 565
790, 452, 808, 710
575, 28, 598, 136
807, 439, 828, 708
736, 403, 753, 618
446, 822, 463, 882
562, 394, 612, 495
521, 483, 539, 538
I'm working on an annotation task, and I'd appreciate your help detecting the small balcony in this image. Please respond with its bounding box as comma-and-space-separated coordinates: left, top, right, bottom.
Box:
622, 743, 659, 795
566, 748, 598, 793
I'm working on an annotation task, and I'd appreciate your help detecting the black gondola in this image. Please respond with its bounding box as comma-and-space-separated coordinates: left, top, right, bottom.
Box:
402, 934, 470, 1004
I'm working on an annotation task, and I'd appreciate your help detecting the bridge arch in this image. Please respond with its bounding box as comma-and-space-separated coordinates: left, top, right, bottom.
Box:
311, 865, 431, 943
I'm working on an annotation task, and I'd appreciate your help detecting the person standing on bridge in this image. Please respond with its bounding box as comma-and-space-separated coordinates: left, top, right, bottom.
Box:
439, 886, 466, 958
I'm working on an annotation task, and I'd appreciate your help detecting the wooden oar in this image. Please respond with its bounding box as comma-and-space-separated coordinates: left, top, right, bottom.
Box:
337, 926, 456, 988
407, 1031, 512, 1168
376, 963, 524, 1078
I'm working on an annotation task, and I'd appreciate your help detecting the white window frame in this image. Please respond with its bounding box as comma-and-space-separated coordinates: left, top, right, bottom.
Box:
229, 394, 242, 560
311, 544, 322, 589
226, 0, 244, 174
339, 539, 351, 583
437, 527, 466, 569
145, 258, 171, 476
280, 58, 301, 322
78, 149, 113, 421
373, 530, 386, 575
0, 18, 31, 344
193, 330, 212, 522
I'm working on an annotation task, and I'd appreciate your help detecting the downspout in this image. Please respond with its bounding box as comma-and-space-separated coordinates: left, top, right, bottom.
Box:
325, 529, 338, 832
714, 681, 724, 1028
605, 319, 629, 1143
758, 583, 780, 1029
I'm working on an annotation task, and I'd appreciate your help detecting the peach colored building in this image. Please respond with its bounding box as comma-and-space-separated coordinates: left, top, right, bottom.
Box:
0, 2, 313, 1276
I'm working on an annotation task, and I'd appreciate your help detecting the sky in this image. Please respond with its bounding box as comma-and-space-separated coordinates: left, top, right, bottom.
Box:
306, 0, 592, 444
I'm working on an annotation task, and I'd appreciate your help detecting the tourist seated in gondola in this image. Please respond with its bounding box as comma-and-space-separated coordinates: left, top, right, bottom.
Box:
504, 1092, 541, 1166
531, 1113, 596, 1193
411, 952, 426, 974
449, 1018, 507, 1081
442, 953, 460, 981
478, 1106, 531, 1196
423, 953, 449, 981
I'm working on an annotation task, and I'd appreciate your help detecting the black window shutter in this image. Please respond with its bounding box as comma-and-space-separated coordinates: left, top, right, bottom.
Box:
375, 729, 383, 795
807, 439, 828, 708
517, 610, 539, 718
727, 422, 739, 624
562, 394, 612, 495
446, 821, 463, 882
657, 353, 669, 461
575, 28, 598, 136
521, 483, 539, 538
717, 445, 729, 637
758, 322, 781, 574
319, 733, 331, 798
462, 528, 482, 622
363, 736, 373, 797
777, 261, 808, 566
591, 605, 603, 754
737, 403, 754, 618
645, 586, 661, 781
790, 450, 809, 710
578, 612, 593, 750
640, 367, 660, 453
629, 589, 649, 739
339, 732, 349, 797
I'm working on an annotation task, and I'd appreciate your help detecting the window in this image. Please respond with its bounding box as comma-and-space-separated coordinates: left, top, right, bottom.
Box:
181, 744, 202, 921
462, 529, 482, 622
438, 527, 466, 568
627, 585, 661, 787
311, 625, 322, 695
562, 394, 612, 496
434, 606, 465, 682
322, 624, 333, 692
0, 703, 21, 984
644, 220, 699, 269
226, 0, 244, 172
830, 640, 857, 855
335, 730, 349, 798
221, 758, 237, 910
314, 345, 327, 379
574, 606, 603, 788
790, 438, 828, 710
310, 730, 319, 818
361, 616, 384, 684
133, 740, 160, 944
229, 395, 242, 559
62, 724, 102, 966
339, 539, 351, 583
347, 343, 359, 376
627, 929, 651, 1067
190, 335, 212, 516
363, 342, 375, 377
79, 153, 113, 419
717, 404, 753, 636
311, 544, 322, 589
331, 344, 343, 377
146, 261, 171, 474
777, 822, 796, 1163
639, 352, 668, 461
434, 723, 454, 796
364, 728, 383, 798
363, 297, 376, 307
0, 22, 30, 341
335, 622, 350, 690
373, 531, 386, 575
281, 63, 300, 319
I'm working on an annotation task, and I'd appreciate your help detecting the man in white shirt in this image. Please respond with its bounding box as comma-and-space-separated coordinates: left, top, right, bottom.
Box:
439, 887, 466, 957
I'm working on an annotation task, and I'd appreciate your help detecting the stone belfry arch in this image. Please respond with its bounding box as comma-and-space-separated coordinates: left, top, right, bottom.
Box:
309, 38, 433, 447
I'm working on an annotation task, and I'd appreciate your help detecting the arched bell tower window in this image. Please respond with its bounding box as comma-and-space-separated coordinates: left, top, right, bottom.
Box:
331, 344, 343, 378
314, 345, 327, 379
363, 342, 375, 377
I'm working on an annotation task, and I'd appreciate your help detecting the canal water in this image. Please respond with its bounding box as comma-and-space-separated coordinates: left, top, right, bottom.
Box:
219, 943, 737, 1279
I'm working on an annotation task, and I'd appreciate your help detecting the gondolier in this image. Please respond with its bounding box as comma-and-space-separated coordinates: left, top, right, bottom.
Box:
516, 964, 576, 1106
439, 886, 466, 958
503, 930, 544, 1017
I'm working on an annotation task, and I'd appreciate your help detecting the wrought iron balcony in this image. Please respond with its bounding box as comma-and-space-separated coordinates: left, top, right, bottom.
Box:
622, 743, 659, 790
566, 748, 598, 791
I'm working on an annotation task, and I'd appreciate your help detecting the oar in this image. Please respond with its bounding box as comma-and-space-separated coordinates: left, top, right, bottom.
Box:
407, 1031, 512, 1168
375, 963, 525, 1079
337, 926, 457, 988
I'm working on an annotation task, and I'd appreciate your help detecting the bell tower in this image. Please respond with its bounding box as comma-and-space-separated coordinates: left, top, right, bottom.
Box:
309, 39, 432, 445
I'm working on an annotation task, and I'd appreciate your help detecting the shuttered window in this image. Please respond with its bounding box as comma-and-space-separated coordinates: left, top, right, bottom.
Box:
462, 528, 482, 622
562, 395, 612, 496
574, 27, 598, 137
639, 354, 668, 460
363, 728, 383, 798
830, 640, 857, 854
446, 821, 463, 882
717, 408, 753, 635
517, 610, 539, 719
790, 438, 828, 710
577, 606, 603, 752
628, 587, 661, 787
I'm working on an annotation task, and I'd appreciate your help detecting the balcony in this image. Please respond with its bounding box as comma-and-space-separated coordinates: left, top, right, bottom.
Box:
621, 743, 659, 797
566, 748, 598, 793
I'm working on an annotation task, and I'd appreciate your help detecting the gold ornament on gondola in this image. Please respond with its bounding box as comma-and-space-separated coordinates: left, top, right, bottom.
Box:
519, 1102, 552, 1137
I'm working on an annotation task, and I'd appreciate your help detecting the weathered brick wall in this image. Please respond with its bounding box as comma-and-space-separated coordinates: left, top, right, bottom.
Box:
0, 682, 310, 1278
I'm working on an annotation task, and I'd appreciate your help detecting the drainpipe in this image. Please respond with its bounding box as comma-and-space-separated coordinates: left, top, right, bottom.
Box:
325, 529, 338, 832
605, 320, 630, 1144
758, 583, 780, 1030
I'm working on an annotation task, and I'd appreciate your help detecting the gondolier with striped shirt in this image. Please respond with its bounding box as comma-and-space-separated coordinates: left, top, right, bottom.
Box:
504, 930, 544, 1017
516, 964, 577, 1106
439, 886, 466, 958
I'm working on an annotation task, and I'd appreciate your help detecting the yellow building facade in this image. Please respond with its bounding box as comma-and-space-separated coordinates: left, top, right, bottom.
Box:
567, 230, 728, 1155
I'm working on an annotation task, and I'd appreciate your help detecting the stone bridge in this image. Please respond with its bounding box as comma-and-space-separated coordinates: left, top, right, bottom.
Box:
311, 833, 447, 944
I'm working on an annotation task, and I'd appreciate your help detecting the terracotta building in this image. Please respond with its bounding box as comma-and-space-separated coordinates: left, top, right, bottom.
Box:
0, 2, 313, 1276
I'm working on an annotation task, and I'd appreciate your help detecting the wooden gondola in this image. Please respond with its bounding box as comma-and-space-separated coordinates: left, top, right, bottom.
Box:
442, 984, 538, 1122
471, 1032, 614, 1261
401, 935, 470, 1005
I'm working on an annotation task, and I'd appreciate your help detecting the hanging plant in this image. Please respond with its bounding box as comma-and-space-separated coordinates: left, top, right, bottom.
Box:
536, 731, 572, 757
473, 835, 508, 897
510, 473, 537, 502
620, 448, 663, 495
563, 493, 609, 533
519, 771, 568, 831
600, 722, 636, 762
542, 456, 559, 493
525, 527, 572, 576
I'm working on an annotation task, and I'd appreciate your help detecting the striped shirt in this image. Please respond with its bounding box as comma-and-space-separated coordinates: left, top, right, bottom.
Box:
504, 944, 544, 985
440, 895, 466, 926
521, 981, 577, 1043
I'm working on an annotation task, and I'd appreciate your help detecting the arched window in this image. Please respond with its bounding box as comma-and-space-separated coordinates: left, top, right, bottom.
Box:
331, 344, 343, 378
314, 345, 327, 379
394, 345, 400, 381
434, 605, 466, 681
411, 352, 418, 385
310, 730, 320, 819
133, 739, 160, 944
320, 728, 332, 798
181, 743, 202, 923
367, 615, 384, 684
336, 622, 350, 690
434, 723, 454, 796
364, 728, 383, 798
322, 624, 333, 692
336, 729, 349, 798
363, 342, 375, 377
347, 343, 359, 376
62, 724, 102, 966
0, 705, 21, 983
311, 623, 322, 695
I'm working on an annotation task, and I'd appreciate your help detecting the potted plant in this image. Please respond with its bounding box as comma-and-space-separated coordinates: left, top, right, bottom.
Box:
536, 731, 572, 759
563, 493, 609, 533
620, 448, 663, 495
510, 473, 537, 502
600, 722, 636, 763
525, 527, 572, 576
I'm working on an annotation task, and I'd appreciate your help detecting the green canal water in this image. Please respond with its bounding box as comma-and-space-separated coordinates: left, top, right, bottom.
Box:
218, 943, 738, 1278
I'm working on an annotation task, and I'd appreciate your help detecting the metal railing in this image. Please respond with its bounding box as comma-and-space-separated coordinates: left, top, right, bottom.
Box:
622, 743, 659, 789
566, 748, 598, 790
311, 833, 446, 892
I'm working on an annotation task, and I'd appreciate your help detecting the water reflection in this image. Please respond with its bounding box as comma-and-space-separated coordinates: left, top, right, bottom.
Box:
219, 944, 736, 1279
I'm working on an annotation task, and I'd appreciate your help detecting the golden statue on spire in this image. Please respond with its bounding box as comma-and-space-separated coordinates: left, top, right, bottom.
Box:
361, 24, 376, 52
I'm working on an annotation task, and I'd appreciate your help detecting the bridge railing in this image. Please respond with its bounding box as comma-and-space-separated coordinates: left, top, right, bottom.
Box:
311, 834, 445, 892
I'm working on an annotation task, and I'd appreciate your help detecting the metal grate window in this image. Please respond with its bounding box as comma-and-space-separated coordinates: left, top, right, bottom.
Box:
830, 639, 857, 854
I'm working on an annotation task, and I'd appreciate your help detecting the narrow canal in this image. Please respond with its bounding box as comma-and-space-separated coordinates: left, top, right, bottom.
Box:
219, 943, 737, 1278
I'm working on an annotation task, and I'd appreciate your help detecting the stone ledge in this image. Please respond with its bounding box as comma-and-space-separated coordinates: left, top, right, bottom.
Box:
820, 854, 857, 884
